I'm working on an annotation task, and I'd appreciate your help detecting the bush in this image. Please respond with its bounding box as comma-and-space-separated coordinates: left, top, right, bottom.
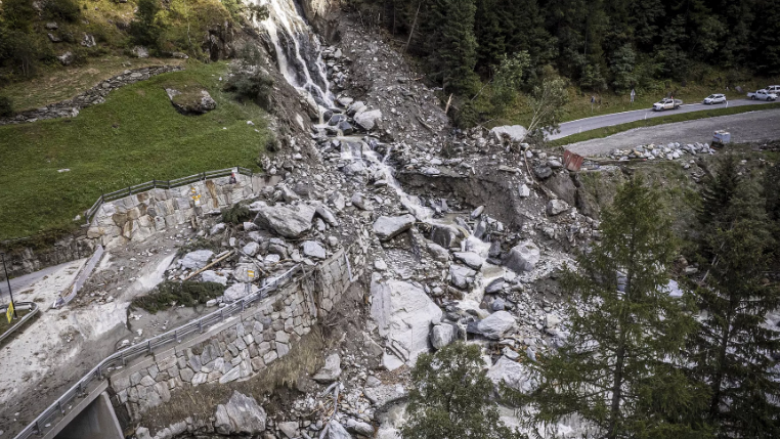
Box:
131, 281, 225, 313
129, 0, 164, 50
42, 0, 81, 22
0, 96, 13, 117
224, 70, 274, 111
221, 204, 253, 224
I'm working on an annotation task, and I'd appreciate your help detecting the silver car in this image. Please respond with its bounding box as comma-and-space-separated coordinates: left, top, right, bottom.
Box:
703, 94, 726, 105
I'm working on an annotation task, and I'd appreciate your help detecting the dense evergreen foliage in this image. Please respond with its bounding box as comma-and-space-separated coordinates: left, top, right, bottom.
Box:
403, 342, 525, 439
385, 0, 780, 85
512, 178, 711, 438
689, 156, 780, 438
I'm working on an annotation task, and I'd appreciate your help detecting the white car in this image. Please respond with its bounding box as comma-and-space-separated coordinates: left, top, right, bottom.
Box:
653, 98, 683, 111
703, 94, 727, 105
767, 85, 780, 94
747, 89, 778, 101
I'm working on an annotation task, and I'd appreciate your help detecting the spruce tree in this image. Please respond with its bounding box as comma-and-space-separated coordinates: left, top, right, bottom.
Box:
435, 0, 479, 95
516, 177, 710, 439
690, 158, 780, 438
402, 342, 524, 439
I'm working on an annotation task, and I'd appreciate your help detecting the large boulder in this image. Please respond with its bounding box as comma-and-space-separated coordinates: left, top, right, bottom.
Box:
430, 323, 458, 349
354, 109, 383, 131
370, 278, 443, 364
302, 241, 327, 259
312, 353, 342, 383
253, 204, 315, 239
224, 283, 257, 302
503, 241, 540, 274
214, 391, 266, 435
430, 224, 463, 249
166, 88, 217, 115
450, 264, 476, 290
373, 215, 415, 241
179, 250, 214, 270
477, 311, 517, 339
547, 199, 571, 216
453, 252, 485, 270
490, 125, 527, 143
486, 356, 533, 392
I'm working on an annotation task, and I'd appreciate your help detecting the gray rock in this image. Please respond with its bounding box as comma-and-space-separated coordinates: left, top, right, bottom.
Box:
477, 311, 517, 340
166, 88, 217, 115
347, 101, 367, 117
327, 420, 352, 439
279, 421, 298, 438
219, 365, 241, 384
486, 356, 531, 393
347, 419, 375, 436
200, 270, 227, 286
132, 46, 150, 58
214, 391, 266, 435
47, 33, 62, 43
302, 241, 326, 259
504, 241, 540, 273
315, 204, 339, 226
224, 283, 256, 302
351, 192, 371, 210
491, 298, 506, 311
354, 109, 383, 130
338, 121, 354, 135
547, 199, 570, 216
370, 278, 443, 364
430, 323, 458, 349
450, 264, 476, 290
210, 223, 226, 235
519, 184, 531, 198
485, 278, 506, 294
233, 264, 259, 283
57, 52, 74, 66
548, 159, 563, 169
313, 353, 342, 383
490, 125, 527, 142
242, 241, 260, 256
426, 242, 451, 262
81, 33, 96, 48
253, 204, 315, 238
453, 252, 485, 270
45, 22, 58, 30
533, 164, 553, 180
180, 250, 214, 270
430, 224, 462, 249
365, 375, 382, 387
373, 215, 415, 241
470, 205, 484, 219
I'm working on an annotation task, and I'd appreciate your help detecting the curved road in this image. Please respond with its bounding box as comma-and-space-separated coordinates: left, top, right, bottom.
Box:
549, 98, 777, 140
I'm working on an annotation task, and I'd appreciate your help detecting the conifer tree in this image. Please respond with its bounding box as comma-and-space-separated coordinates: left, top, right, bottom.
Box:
515, 177, 710, 439
402, 342, 524, 439
434, 0, 478, 95
690, 157, 780, 438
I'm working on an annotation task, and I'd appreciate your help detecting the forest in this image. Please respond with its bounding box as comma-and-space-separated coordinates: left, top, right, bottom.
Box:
366, 0, 780, 127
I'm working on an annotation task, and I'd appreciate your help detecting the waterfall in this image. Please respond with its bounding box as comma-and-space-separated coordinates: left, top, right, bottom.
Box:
249, 0, 334, 107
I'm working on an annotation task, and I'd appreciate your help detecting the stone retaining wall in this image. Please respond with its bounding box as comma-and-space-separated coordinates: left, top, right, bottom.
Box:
0, 65, 183, 126
88, 173, 282, 246
106, 248, 356, 424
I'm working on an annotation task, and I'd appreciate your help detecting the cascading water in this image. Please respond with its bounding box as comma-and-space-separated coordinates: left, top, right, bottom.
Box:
248, 0, 334, 107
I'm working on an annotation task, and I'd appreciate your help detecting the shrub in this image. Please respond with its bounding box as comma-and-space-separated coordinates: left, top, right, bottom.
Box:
0, 96, 13, 117
224, 70, 274, 111
221, 204, 253, 224
131, 281, 225, 313
42, 0, 81, 22
129, 0, 165, 50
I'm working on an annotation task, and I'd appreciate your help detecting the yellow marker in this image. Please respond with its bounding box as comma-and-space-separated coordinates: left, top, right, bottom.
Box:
6, 302, 14, 324
247, 270, 255, 278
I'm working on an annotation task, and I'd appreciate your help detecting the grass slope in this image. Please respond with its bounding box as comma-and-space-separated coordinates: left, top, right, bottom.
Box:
549, 102, 780, 147
0, 61, 269, 240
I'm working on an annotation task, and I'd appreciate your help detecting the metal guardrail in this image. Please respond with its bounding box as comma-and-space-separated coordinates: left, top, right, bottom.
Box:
84, 166, 256, 225
0, 302, 40, 344
12, 264, 302, 439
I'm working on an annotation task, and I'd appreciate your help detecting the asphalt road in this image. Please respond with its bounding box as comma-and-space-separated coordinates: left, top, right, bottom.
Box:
0, 260, 78, 302
549, 98, 777, 140
565, 108, 780, 157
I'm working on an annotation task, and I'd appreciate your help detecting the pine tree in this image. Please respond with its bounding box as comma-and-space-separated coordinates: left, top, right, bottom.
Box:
402, 342, 525, 439
436, 0, 479, 95
516, 177, 710, 439
696, 155, 742, 260
690, 157, 780, 438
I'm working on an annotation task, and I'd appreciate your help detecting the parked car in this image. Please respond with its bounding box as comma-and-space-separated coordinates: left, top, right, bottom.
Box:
703, 94, 727, 105
766, 85, 780, 94
747, 89, 778, 101
653, 98, 683, 111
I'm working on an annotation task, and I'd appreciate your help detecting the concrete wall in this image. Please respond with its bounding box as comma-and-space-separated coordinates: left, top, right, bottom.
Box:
87, 173, 281, 245
106, 248, 358, 424
53, 393, 123, 439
